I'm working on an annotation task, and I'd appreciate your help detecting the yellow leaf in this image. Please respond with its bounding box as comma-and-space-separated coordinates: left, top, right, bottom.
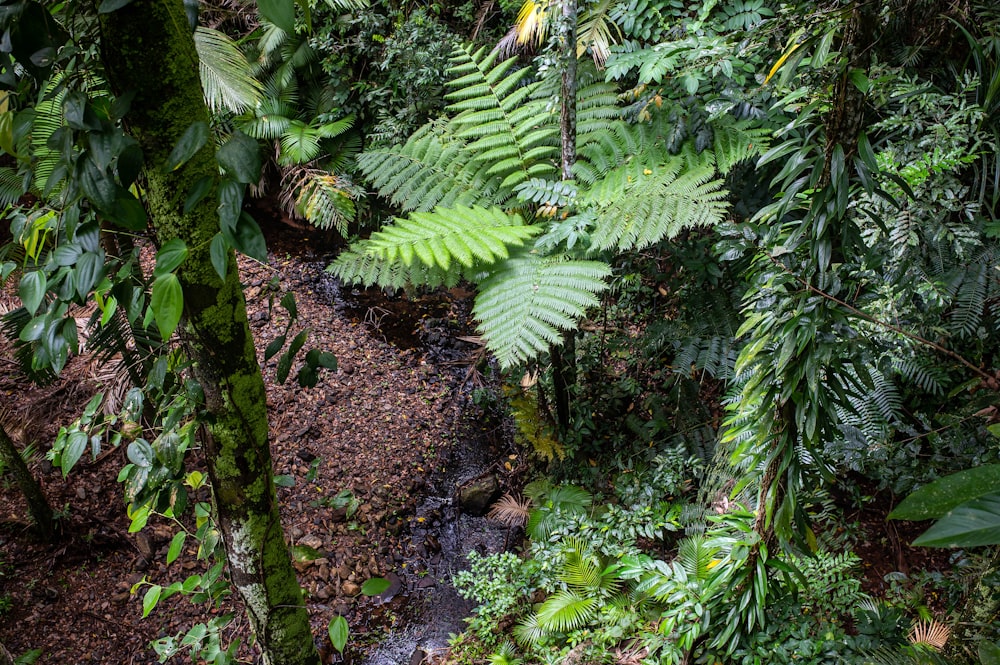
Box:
765, 39, 802, 85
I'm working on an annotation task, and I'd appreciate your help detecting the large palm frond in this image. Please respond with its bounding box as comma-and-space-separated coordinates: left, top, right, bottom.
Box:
194, 27, 263, 114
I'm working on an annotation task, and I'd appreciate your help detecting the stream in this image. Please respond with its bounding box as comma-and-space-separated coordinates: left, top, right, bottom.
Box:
306, 259, 512, 664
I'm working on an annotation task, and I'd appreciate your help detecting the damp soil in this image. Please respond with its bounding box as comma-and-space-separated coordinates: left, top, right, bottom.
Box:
0, 221, 521, 664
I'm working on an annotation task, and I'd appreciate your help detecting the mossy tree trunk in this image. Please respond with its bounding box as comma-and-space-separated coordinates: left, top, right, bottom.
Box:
0, 420, 55, 540
96, 2, 319, 663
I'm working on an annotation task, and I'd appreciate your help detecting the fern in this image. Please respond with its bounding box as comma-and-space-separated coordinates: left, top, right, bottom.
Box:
711, 116, 770, 173
327, 242, 460, 291
586, 151, 729, 251
474, 250, 611, 368
364, 205, 540, 272
356, 123, 491, 212
446, 44, 559, 197
0, 167, 25, 207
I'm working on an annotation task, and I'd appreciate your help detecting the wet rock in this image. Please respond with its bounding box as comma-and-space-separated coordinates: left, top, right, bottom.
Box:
374, 572, 404, 605
409, 648, 425, 665
457, 474, 500, 516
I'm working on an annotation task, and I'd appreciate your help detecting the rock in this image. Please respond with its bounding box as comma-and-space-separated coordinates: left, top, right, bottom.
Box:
338, 562, 352, 580
341, 581, 360, 596
409, 648, 426, 665
298, 533, 324, 550
289, 526, 304, 540
374, 572, 404, 605
416, 576, 436, 589
457, 474, 500, 516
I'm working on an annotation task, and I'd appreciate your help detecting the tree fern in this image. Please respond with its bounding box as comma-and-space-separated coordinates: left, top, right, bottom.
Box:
446, 44, 559, 197
474, 251, 611, 368
363, 205, 540, 271
586, 151, 729, 251
286, 170, 358, 235
327, 242, 460, 291
356, 123, 491, 212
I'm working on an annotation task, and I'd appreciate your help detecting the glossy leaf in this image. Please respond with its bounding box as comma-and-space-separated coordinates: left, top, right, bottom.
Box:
209, 233, 229, 280
217, 130, 261, 184
360, 577, 391, 596
19, 270, 46, 315
153, 239, 188, 278
167, 531, 186, 565
142, 585, 162, 618
151, 273, 183, 338
911, 494, 1000, 548
164, 121, 209, 173
328, 615, 348, 653
62, 430, 88, 475
890, 464, 1000, 520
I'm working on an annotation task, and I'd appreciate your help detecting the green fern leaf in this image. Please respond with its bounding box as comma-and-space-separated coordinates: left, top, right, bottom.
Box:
474, 251, 611, 368
328, 242, 460, 290
356, 124, 490, 212
711, 117, 770, 174
587, 154, 729, 251
366, 206, 540, 271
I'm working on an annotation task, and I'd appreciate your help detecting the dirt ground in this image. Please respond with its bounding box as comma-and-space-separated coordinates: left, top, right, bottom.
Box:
0, 223, 505, 664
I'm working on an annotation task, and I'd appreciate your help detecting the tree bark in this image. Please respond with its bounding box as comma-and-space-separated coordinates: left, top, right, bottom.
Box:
0, 420, 55, 540
96, 2, 319, 663
558, 0, 577, 181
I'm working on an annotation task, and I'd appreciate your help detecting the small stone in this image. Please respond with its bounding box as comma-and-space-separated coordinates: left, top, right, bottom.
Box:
341, 581, 360, 596
289, 526, 304, 540
298, 533, 324, 550
457, 474, 501, 516
317, 563, 330, 581
76, 486, 86, 500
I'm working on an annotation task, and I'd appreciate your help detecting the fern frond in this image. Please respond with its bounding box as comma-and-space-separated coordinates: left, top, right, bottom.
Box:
711, 117, 770, 174
534, 590, 597, 633
576, 0, 622, 66
587, 155, 729, 251
327, 242, 461, 290
474, 251, 611, 368
194, 27, 263, 114
356, 123, 490, 212
366, 206, 540, 271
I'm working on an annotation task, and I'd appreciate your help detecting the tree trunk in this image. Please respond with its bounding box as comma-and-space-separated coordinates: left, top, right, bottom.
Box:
0, 420, 55, 539
558, 0, 578, 181
96, 2, 320, 663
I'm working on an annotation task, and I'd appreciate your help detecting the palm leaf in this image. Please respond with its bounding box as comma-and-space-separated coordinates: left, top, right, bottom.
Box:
194, 27, 263, 114
534, 590, 597, 633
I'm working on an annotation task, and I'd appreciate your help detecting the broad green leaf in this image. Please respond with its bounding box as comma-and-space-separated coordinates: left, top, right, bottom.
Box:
153, 239, 188, 278
142, 584, 162, 618
232, 212, 267, 262
151, 273, 183, 338
167, 531, 186, 564
276, 329, 309, 384
19, 316, 46, 342
62, 430, 88, 475
164, 121, 209, 173
117, 143, 143, 187
74, 251, 105, 299
264, 335, 286, 362
79, 158, 115, 209
912, 494, 1000, 548
328, 615, 348, 653
128, 439, 155, 467
217, 130, 261, 184
360, 577, 391, 596
184, 175, 214, 214
128, 502, 150, 533
19, 270, 46, 315
297, 364, 318, 388
980, 641, 1000, 665
209, 233, 229, 280
51, 243, 82, 266
273, 474, 295, 487
890, 464, 1000, 520
258, 0, 295, 33
108, 188, 148, 231
280, 291, 297, 319
63, 91, 101, 130
217, 178, 243, 234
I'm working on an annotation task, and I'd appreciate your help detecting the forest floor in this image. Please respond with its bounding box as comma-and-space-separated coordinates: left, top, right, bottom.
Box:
0, 222, 953, 664
0, 221, 515, 664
